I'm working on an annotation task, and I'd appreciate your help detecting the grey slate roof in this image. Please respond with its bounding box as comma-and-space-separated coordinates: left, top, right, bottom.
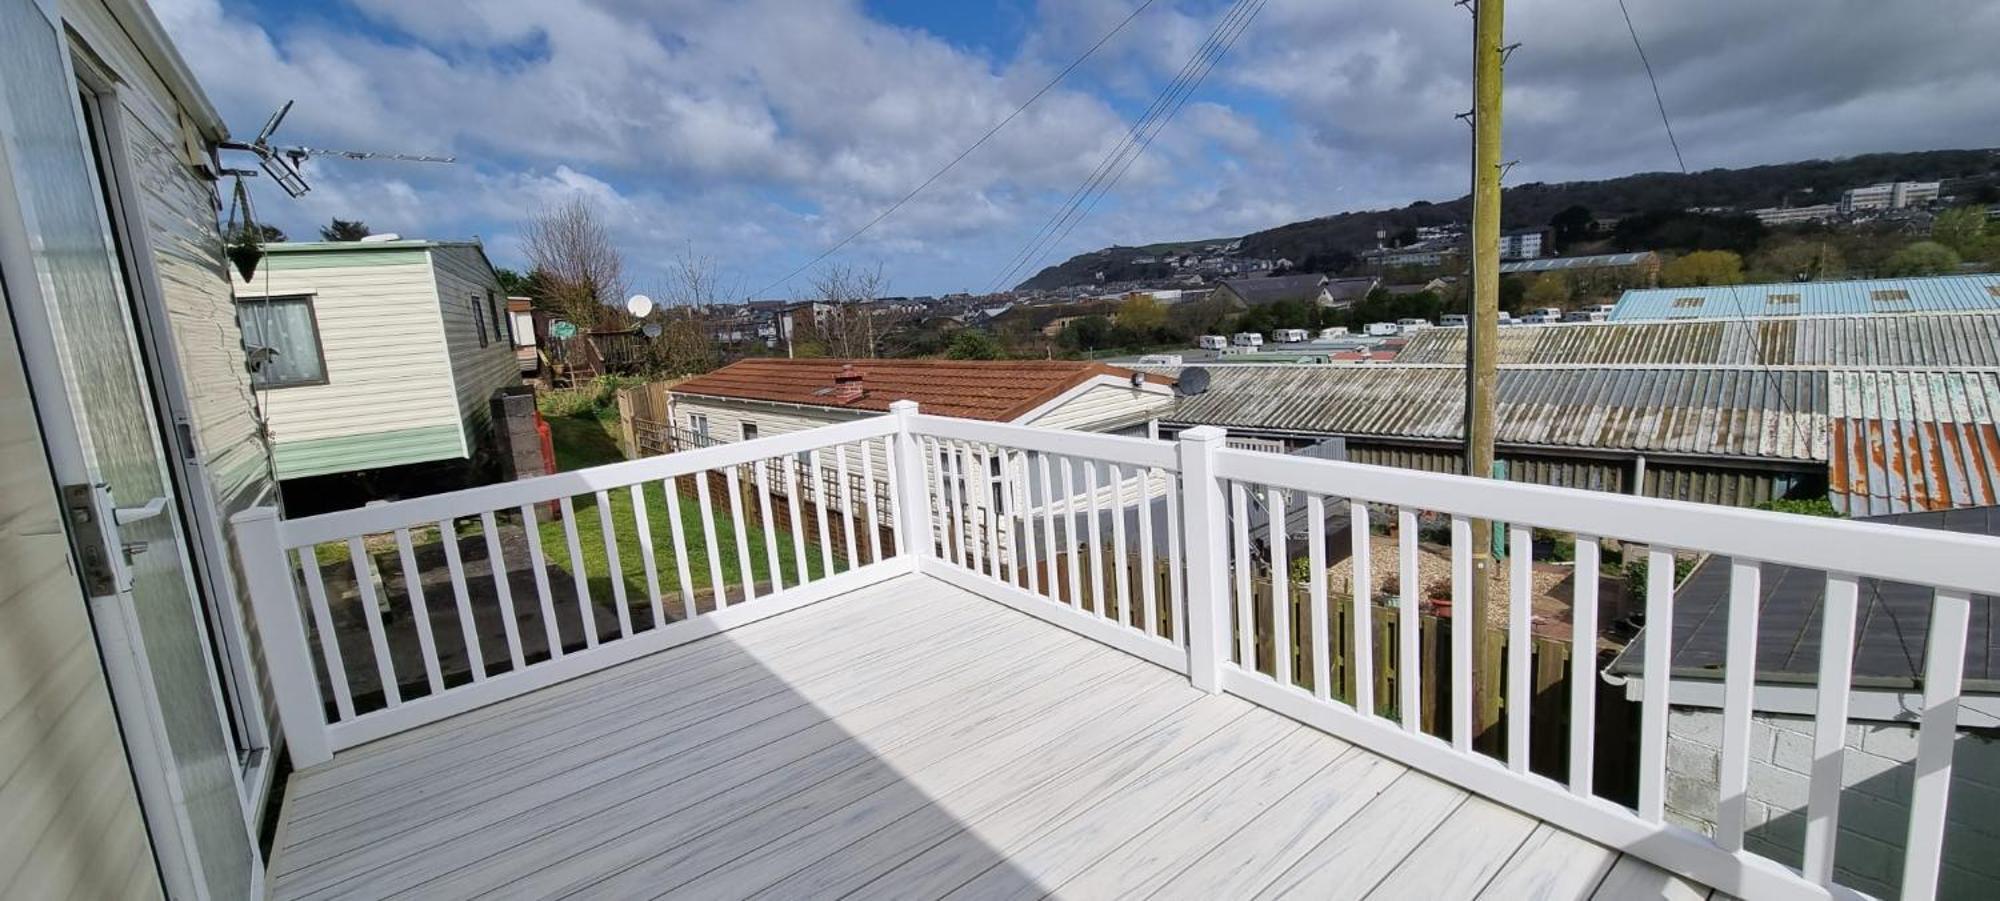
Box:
1216, 274, 1326, 306
1607, 506, 2000, 690
1394, 313, 2000, 368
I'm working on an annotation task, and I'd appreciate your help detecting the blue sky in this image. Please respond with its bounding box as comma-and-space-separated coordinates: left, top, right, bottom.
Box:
158, 0, 2000, 299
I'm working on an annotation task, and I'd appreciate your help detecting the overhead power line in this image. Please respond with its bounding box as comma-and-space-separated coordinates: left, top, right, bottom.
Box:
748, 0, 1159, 300
988, 0, 1268, 294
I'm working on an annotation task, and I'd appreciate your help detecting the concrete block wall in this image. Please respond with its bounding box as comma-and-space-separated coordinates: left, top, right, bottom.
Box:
1664, 707, 2000, 898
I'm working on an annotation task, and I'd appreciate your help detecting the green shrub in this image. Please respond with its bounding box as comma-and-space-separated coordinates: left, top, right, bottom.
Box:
1754, 497, 1842, 518
1621, 555, 1699, 598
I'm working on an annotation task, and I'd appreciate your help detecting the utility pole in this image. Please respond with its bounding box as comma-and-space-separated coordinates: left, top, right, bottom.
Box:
1466, 0, 1505, 745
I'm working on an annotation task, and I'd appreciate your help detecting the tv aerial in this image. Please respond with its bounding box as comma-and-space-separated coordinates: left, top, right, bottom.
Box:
219, 100, 456, 198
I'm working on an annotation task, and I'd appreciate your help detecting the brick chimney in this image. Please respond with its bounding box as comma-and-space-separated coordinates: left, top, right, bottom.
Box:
830, 364, 866, 403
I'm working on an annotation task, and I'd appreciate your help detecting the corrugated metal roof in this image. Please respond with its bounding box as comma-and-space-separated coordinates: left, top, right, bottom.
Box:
1157, 365, 1826, 462
1611, 274, 2000, 321
1394, 313, 2000, 368
1498, 252, 1658, 274
1828, 370, 2000, 515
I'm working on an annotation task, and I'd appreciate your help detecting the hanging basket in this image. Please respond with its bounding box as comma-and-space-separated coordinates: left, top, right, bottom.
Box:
227, 241, 264, 281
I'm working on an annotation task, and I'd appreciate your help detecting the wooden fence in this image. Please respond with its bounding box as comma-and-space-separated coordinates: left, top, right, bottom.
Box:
615, 380, 675, 458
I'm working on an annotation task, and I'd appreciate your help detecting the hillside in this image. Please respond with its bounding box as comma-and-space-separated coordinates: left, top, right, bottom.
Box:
1017, 148, 2000, 290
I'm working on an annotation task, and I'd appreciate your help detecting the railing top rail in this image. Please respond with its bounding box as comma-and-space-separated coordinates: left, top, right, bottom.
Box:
909, 414, 1179, 471
270, 415, 899, 549
1212, 446, 2000, 596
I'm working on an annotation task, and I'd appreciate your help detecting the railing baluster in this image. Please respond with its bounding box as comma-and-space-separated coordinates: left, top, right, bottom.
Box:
927, 438, 952, 562
881, 436, 904, 558
1507, 523, 1532, 773
945, 443, 968, 570
438, 519, 486, 682
479, 511, 527, 670
393, 528, 447, 693
297, 549, 355, 720
1137, 465, 1157, 637
1167, 471, 1185, 646
1268, 486, 1289, 686
861, 440, 883, 565
1061, 457, 1083, 607
1085, 459, 1106, 616
1232, 481, 1253, 667
662, 479, 697, 616
1716, 558, 1762, 851
1022, 452, 1041, 596
783, 457, 808, 583
1450, 515, 1472, 753
349, 537, 401, 704
1112, 464, 1133, 627
518, 503, 562, 660
1638, 546, 1676, 822
1570, 535, 1599, 795
1307, 495, 1330, 702
595, 491, 632, 638
1803, 572, 1859, 883
999, 450, 1019, 587
725, 466, 756, 603
1397, 508, 1421, 732
1351, 501, 1374, 715
1903, 589, 1971, 900
630, 486, 665, 629
1038, 453, 1059, 602
557, 497, 596, 648
755, 460, 783, 592
810, 449, 835, 578
837, 446, 858, 568
979, 445, 999, 579
695, 470, 729, 611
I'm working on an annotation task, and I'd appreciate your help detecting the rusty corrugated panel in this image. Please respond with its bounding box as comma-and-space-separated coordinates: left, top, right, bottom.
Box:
1828, 370, 2000, 515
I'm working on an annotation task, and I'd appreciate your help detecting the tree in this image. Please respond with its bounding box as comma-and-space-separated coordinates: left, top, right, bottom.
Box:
945, 329, 1002, 360
1660, 250, 1745, 287
1748, 239, 1844, 282
641, 244, 724, 376
1929, 207, 1994, 261
319, 218, 371, 241
802, 262, 887, 358
1881, 241, 1962, 277
524, 196, 624, 329
493, 267, 529, 296
1116, 295, 1166, 334
1548, 205, 1594, 250
1062, 316, 1112, 351
1523, 272, 1571, 309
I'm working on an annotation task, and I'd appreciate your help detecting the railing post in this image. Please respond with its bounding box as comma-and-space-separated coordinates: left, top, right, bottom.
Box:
1178, 426, 1229, 693
231, 506, 334, 767
889, 401, 932, 566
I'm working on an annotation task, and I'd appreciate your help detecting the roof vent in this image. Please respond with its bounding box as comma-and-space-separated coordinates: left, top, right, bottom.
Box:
830, 364, 866, 403
1871, 289, 1911, 303
358, 233, 402, 243
1766, 293, 1800, 305
1671, 296, 1704, 309
1985, 285, 2000, 299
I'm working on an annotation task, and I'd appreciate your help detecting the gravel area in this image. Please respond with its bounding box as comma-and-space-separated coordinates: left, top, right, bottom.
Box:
1319, 534, 1599, 638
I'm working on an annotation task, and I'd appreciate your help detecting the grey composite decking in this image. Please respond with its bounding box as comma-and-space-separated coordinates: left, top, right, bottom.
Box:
268, 574, 1722, 900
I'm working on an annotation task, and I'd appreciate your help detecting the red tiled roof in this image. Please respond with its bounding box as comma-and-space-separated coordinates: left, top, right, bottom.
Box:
669, 358, 1171, 421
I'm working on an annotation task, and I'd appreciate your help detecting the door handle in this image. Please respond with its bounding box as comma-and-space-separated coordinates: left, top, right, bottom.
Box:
114, 496, 170, 525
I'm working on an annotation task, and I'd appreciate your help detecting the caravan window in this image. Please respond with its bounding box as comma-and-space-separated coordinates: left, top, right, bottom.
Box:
471, 293, 490, 348
238, 294, 329, 389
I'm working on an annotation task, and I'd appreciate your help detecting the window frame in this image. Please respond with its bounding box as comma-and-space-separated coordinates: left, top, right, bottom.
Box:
689, 412, 710, 439
741, 422, 759, 441
236, 293, 331, 390
489, 290, 509, 344
471, 292, 490, 348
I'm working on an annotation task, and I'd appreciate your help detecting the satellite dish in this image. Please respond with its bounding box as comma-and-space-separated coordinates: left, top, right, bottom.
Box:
1174, 367, 1212, 397
641, 322, 662, 338
626, 294, 654, 318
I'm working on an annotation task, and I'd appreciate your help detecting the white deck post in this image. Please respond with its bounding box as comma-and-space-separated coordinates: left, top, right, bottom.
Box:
889, 401, 931, 566
232, 506, 334, 767
1178, 426, 1229, 692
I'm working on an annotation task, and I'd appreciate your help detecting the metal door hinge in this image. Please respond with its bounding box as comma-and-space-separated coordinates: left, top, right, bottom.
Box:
60, 483, 119, 596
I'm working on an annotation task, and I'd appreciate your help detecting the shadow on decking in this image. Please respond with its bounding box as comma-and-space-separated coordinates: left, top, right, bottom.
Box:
270, 595, 1049, 898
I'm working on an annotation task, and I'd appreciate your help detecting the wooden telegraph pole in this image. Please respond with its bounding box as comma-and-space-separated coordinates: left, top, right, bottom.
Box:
1466, 0, 1505, 744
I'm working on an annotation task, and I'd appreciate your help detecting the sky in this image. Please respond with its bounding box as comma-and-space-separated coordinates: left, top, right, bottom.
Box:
157, 0, 2000, 299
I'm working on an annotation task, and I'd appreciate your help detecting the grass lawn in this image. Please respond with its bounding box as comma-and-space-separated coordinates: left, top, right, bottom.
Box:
535, 409, 837, 605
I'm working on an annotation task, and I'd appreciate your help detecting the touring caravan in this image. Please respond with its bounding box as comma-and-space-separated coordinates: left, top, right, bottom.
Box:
1197, 334, 1228, 350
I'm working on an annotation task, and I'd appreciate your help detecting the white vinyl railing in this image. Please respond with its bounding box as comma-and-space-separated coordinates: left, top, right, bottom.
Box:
236, 407, 919, 767
240, 404, 2000, 900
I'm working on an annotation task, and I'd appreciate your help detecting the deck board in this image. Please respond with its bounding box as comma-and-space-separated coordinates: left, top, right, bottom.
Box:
267, 573, 1716, 900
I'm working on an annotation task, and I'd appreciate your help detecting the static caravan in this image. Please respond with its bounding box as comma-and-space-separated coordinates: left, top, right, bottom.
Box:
1272, 328, 1310, 343
1318, 326, 1350, 340
1231, 332, 1264, 348
1197, 334, 1228, 350
1439, 313, 1468, 328
1365, 321, 1401, 337
232, 239, 521, 484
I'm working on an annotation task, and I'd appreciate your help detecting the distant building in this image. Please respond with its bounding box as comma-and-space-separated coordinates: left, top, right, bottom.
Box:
1751, 203, 1841, 226
1211, 274, 1330, 309
1498, 251, 1661, 280
1498, 228, 1548, 260
1841, 180, 1941, 213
